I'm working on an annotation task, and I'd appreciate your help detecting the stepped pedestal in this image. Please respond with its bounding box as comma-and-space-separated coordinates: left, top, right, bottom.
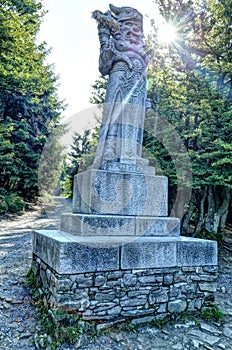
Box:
32, 166, 217, 323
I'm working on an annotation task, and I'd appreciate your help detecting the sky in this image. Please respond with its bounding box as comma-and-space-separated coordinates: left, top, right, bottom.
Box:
38, 0, 161, 132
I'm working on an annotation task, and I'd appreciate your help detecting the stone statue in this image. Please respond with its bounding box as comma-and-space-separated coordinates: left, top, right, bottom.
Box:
92, 4, 150, 171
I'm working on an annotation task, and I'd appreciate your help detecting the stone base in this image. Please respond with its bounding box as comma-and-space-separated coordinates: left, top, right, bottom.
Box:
32, 254, 218, 322
33, 230, 217, 274
72, 169, 168, 216
32, 230, 217, 322
60, 213, 180, 237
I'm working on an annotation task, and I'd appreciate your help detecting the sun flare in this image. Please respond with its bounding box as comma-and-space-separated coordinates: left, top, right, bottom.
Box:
157, 21, 177, 44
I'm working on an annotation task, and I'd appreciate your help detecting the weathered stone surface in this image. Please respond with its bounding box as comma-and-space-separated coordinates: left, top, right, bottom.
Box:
60, 213, 180, 237
199, 283, 217, 292
189, 330, 220, 346
163, 274, 174, 285
121, 237, 177, 269
223, 325, 232, 339
177, 238, 218, 267
136, 217, 180, 236
60, 213, 135, 236
33, 230, 218, 275
33, 253, 218, 323
168, 300, 187, 313
33, 230, 120, 274
72, 170, 168, 217
200, 323, 221, 335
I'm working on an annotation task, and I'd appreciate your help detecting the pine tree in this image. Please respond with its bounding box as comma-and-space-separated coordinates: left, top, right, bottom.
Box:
0, 0, 64, 213
146, 0, 232, 234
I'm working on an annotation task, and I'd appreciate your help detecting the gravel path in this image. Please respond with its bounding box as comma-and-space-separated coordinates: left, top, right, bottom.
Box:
0, 208, 232, 350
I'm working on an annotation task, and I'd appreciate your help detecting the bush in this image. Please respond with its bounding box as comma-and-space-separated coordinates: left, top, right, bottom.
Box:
201, 304, 225, 322
0, 189, 27, 214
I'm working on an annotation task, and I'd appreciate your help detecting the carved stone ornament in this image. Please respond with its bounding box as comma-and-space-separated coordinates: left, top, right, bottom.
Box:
92, 4, 149, 170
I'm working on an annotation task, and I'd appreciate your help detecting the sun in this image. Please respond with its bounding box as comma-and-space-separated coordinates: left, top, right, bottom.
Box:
157, 21, 177, 44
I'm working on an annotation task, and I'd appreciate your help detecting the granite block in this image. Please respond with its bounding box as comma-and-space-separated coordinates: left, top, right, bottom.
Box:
136, 217, 180, 236
72, 169, 168, 217
60, 213, 136, 236
121, 237, 177, 269
60, 213, 180, 237
33, 230, 120, 274
33, 231, 217, 275
177, 237, 218, 267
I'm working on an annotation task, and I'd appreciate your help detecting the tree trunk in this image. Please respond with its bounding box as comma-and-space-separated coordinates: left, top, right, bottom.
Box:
204, 186, 216, 232
218, 190, 230, 231
194, 187, 207, 235
204, 186, 231, 233
170, 187, 192, 222
181, 191, 196, 234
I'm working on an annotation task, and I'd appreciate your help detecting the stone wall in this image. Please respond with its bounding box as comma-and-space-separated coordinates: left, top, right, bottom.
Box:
33, 255, 217, 324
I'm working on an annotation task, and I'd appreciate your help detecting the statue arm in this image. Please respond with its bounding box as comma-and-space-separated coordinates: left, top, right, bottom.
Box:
92, 10, 116, 75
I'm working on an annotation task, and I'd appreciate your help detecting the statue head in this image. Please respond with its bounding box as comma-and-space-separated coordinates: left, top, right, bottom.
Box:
109, 4, 144, 42
109, 4, 143, 28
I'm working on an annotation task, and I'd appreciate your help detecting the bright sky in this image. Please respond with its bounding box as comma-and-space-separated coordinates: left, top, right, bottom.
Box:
38, 0, 161, 131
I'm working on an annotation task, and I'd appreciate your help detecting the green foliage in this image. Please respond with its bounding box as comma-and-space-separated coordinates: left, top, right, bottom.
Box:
63, 129, 98, 197
35, 300, 85, 349
0, 188, 27, 214
146, 0, 232, 233
26, 267, 36, 287
38, 125, 66, 196
90, 76, 108, 105
26, 267, 89, 349
201, 304, 225, 323
0, 0, 64, 213
195, 230, 224, 244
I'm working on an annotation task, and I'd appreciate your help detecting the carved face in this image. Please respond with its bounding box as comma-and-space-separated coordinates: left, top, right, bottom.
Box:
113, 20, 143, 46
120, 21, 143, 38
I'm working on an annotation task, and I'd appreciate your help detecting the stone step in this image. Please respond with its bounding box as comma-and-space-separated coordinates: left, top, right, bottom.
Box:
60, 213, 180, 237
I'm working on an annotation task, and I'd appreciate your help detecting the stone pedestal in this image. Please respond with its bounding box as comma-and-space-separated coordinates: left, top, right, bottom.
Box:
32, 166, 218, 323
32, 230, 217, 322
72, 169, 168, 216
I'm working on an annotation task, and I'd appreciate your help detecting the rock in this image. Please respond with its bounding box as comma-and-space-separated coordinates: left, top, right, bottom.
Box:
3, 302, 11, 309
17, 326, 25, 332
189, 330, 220, 346
172, 343, 183, 349
95, 275, 106, 287
20, 332, 31, 339
189, 338, 203, 349
200, 322, 221, 335
223, 325, 232, 339
163, 275, 174, 285
113, 333, 124, 342
131, 316, 155, 325
168, 300, 187, 313
11, 299, 23, 304
199, 283, 217, 292
174, 321, 195, 329
74, 335, 82, 348
5, 297, 12, 303
107, 306, 121, 315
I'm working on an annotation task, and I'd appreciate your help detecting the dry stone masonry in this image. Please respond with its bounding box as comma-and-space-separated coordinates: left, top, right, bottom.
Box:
32, 4, 218, 325
33, 255, 217, 322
